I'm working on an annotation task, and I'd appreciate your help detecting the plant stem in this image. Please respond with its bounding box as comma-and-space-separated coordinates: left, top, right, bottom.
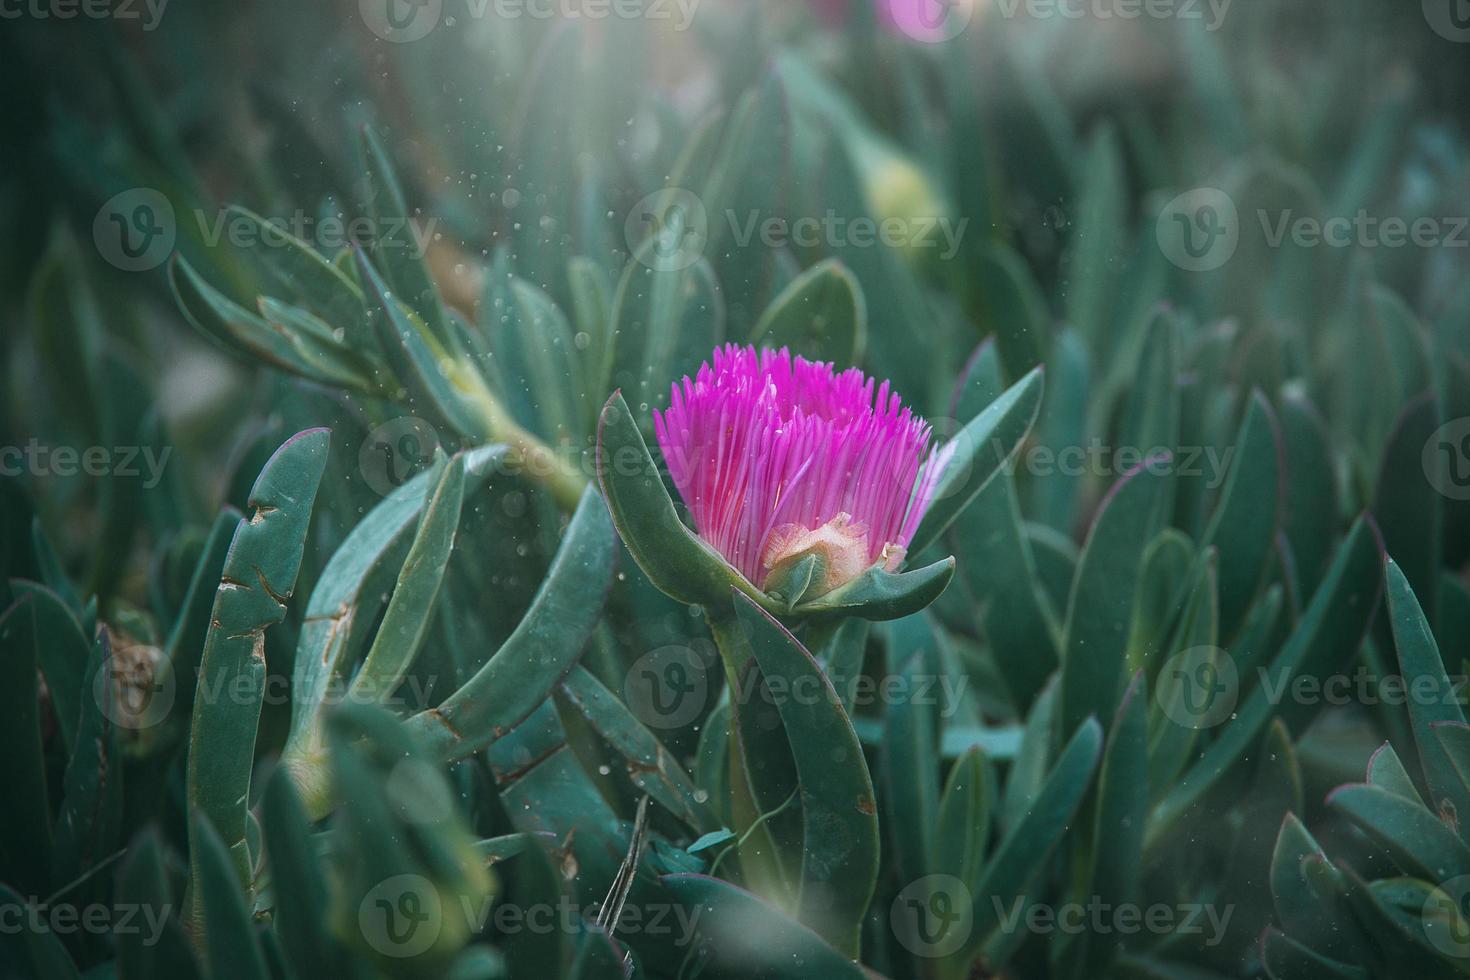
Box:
459, 365, 589, 512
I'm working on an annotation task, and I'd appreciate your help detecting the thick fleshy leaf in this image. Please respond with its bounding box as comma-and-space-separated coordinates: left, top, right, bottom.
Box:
749, 258, 866, 367
1059, 457, 1171, 736
403, 487, 615, 761
1366, 741, 1426, 806
953, 717, 1104, 971
907, 366, 1044, 558
187, 429, 330, 894
733, 592, 878, 957
171, 255, 376, 393
1387, 557, 1470, 826
1201, 392, 1284, 638
936, 747, 993, 907
557, 665, 712, 832
356, 126, 454, 350
1280, 390, 1338, 596
1375, 395, 1444, 637
193, 812, 269, 980
1327, 783, 1470, 881
1065, 123, 1126, 354
596, 390, 763, 608
1070, 673, 1149, 977
608, 248, 725, 413
115, 830, 200, 980
223, 204, 370, 343
793, 556, 955, 622
159, 509, 240, 723
660, 874, 867, 977
483, 272, 588, 443
1147, 517, 1383, 848
970, 242, 1048, 381
347, 451, 472, 704
1261, 928, 1368, 980
52, 631, 122, 899
260, 768, 338, 977
1270, 814, 1349, 960
356, 249, 494, 442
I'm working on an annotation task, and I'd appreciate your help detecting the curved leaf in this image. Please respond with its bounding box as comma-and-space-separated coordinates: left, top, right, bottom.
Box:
403, 487, 616, 761
733, 592, 878, 957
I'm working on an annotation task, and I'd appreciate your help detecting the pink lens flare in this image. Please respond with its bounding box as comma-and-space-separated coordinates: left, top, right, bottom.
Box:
653, 345, 952, 592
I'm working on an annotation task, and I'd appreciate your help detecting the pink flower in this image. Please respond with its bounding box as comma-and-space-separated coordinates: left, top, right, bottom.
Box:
653, 345, 951, 595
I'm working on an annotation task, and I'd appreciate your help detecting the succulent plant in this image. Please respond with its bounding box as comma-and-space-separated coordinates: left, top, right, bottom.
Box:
2, 2, 1470, 979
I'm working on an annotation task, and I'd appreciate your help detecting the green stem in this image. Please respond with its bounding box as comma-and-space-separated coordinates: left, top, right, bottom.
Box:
459, 370, 587, 512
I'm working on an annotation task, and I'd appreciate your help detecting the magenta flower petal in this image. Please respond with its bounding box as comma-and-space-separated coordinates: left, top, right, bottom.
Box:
653, 345, 949, 592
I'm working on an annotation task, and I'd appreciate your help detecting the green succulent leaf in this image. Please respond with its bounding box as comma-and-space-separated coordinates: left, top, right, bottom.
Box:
1387, 557, 1470, 825
732, 592, 878, 957
907, 365, 1045, 559
347, 450, 472, 705
749, 257, 866, 367
403, 486, 616, 761
259, 768, 338, 977
557, 665, 712, 832
792, 556, 955, 622
1327, 783, 1470, 882
1147, 516, 1383, 849
660, 874, 868, 978
187, 428, 330, 896
193, 812, 269, 980
596, 390, 764, 608
1059, 455, 1172, 737
1261, 927, 1368, 980
955, 716, 1104, 972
